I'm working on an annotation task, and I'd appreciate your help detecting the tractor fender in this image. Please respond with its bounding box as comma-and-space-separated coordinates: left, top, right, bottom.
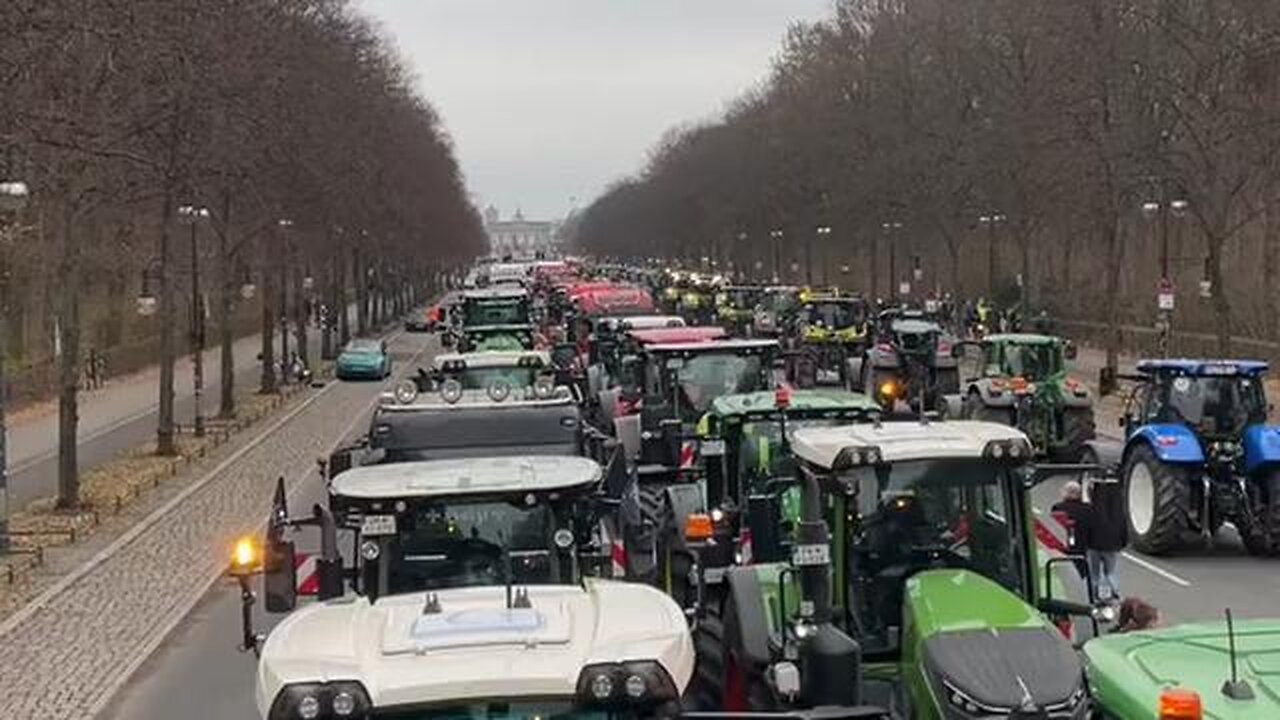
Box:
1242, 425, 1280, 475
967, 379, 1017, 408
1059, 387, 1094, 409
865, 346, 902, 370
1083, 438, 1124, 472
1123, 424, 1205, 465
663, 483, 706, 533
723, 565, 778, 668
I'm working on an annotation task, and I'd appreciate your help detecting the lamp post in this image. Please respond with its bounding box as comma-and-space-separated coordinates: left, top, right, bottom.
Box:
0, 180, 31, 551
881, 222, 904, 298
177, 205, 210, 436
277, 219, 294, 381
769, 228, 784, 281
978, 214, 1006, 297
814, 226, 831, 287
1142, 198, 1189, 357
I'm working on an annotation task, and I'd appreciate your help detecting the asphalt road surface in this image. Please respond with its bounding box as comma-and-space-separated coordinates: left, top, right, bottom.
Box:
101, 330, 434, 720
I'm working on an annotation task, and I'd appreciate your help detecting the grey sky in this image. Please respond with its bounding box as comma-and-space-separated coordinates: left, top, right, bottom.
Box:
354, 0, 832, 220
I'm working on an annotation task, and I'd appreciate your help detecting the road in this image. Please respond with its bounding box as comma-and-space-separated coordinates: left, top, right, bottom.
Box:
101, 330, 432, 720
86, 337, 1280, 719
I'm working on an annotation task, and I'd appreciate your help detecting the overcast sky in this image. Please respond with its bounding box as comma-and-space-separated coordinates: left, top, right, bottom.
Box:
354, 0, 832, 220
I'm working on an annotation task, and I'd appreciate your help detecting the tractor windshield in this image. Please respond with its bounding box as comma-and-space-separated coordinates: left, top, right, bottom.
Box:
1161, 374, 1266, 437
843, 459, 1025, 652
1001, 343, 1060, 381
738, 418, 843, 487
464, 299, 528, 326
386, 499, 556, 593
806, 301, 863, 329
674, 354, 765, 415
452, 367, 540, 390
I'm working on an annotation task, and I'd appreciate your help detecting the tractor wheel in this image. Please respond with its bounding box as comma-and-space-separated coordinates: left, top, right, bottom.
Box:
962, 390, 1012, 426
1123, 445, 1191, 555
1242, 470, 1280, 557
636, 485, 694, 604
1057, 407, 1096, 462
630, 485, 666, 584
688, 593, 772, 712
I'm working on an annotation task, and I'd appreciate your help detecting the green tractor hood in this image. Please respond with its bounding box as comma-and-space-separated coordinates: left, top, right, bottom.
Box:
904, 570, 1087, 718
1084, 619, 1280, 719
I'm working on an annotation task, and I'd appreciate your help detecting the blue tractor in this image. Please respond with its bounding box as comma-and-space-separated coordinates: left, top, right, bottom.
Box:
1093, 359, 1280, 556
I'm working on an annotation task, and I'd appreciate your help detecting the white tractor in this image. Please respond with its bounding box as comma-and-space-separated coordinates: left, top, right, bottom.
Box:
229, 456, 694, 719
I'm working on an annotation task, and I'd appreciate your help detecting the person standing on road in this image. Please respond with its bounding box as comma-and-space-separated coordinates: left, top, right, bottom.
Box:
1086, 479, 1128, 604
1051, 480, 1092, 580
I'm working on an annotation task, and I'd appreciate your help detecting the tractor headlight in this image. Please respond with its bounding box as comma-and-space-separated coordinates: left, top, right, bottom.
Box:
833, 445, 885, 470
576, 661, 677, 707
268, 682, 371, 720
982, 439, 1032, 463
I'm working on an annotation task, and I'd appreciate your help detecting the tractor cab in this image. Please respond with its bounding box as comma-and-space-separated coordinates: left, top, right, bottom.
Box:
451, 287, 536, 352
228, 456, 696, 719
788, 295, 871, 387
852, 310, 960, 410
688, 420, 1102, 715
715, 285, 764, 334
754, 285, 801, 337
416, 350, 554, 394
1097, 359, 1280, 555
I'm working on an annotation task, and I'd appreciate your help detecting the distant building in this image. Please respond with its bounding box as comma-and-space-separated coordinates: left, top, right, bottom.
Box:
484, 205, 558, 257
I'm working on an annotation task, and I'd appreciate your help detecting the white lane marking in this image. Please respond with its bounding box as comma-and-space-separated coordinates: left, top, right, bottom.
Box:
1033, 506, 1193, 587
1120, 551, 1192, 587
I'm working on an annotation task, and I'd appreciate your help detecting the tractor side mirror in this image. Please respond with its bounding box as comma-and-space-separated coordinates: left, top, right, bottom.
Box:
327, 448, 353, 478
263, 538, 298, 613
1064, 342, 1078, 360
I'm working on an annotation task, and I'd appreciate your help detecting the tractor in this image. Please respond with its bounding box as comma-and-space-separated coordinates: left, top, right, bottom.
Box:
449, 287, 536, 352
715, 285, 765, 337
688, 419, 1105, 717
788, 293, 870, 388
228, 456, 697, 719
945, 333, 1095, 460
753, 285, 802, 338
1092, 359, 1280, 556
850, 308, 960, 411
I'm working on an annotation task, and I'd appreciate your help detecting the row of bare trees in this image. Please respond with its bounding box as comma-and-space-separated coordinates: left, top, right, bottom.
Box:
1, 0, 484, 508
573, 0, 1280, 364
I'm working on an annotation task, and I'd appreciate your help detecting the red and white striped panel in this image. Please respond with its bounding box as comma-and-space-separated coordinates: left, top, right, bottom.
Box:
295, 553, 319, 596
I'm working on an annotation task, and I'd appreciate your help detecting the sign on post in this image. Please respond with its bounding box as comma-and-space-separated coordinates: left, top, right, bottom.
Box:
1157, 278, 1175, 311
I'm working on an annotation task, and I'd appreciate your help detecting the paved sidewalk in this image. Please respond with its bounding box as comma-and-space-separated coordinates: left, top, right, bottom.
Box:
0, 331, 427, 719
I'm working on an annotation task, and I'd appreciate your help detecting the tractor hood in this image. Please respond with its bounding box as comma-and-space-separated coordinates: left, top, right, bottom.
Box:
256, 581, 694, 716
907, 570, 1087, 717
1084, 619, 1280, 719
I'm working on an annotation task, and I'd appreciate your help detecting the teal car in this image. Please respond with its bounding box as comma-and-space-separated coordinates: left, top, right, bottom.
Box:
336, 338, 391, 380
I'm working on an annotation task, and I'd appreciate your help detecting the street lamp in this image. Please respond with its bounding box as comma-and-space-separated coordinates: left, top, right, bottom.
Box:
178, 205, 211, 437
0, 179, 30, 552
770, 228, 784, 280
881, 221, 905, 297
978, 213, 1006, 297
814, 225, 831, 286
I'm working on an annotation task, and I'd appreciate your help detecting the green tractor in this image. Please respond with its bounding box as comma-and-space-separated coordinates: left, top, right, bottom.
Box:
643, 387, 881, 609
689, 419, 1103, 718
1084, 614, 1280, 718
944, 333, 1095, 461
450, 287, 536, 352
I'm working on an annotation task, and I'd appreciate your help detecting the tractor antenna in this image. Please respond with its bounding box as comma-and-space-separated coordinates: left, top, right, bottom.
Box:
1221, 608, 1255, 700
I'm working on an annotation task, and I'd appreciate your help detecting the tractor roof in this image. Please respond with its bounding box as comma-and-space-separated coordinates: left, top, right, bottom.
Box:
1135, 358, 1268, 376
432, 350, 549, 370
627, 326, 727, 345
258, 581, 694, 715
377, 386, 574, 411
462, 287, 527, 300
710, 389, 879, 418
330, 456, 601, 500
792, 420, 1028, 469
595, 314, 685, 331
644, 338, 778, 354
985, 333, 1060, 345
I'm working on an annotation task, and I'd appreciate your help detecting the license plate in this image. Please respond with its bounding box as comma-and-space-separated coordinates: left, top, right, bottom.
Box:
791, 543, 830, 567
701, 439, 725, 456
361, 515, 397, 536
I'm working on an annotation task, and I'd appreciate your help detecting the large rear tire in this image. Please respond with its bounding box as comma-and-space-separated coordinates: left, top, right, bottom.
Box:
1242, 470, 1280, 557
636, 485, 693, 604
1058, 407, 1096, 462
1123, 444, 1191, 555
688, 593, 772, 711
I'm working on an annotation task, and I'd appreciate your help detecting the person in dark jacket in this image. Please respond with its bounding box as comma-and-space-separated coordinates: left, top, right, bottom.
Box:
1051, 481, 1092, 580
1086, 479, 1128, 603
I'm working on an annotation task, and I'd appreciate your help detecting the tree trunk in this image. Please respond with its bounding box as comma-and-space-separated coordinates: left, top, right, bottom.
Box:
218, 190, 235, 417
293, 262, 308, 368
1264, 200, 1278, 342
104, 269, 125, 349
56, 203, 83, 507
354, 250, 367, 336
157, 190, 178, 456
321, 257, 335, 360
1103, 216, 1123, 376
339, 253, 351, 347
1206, 236, 1232, 355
